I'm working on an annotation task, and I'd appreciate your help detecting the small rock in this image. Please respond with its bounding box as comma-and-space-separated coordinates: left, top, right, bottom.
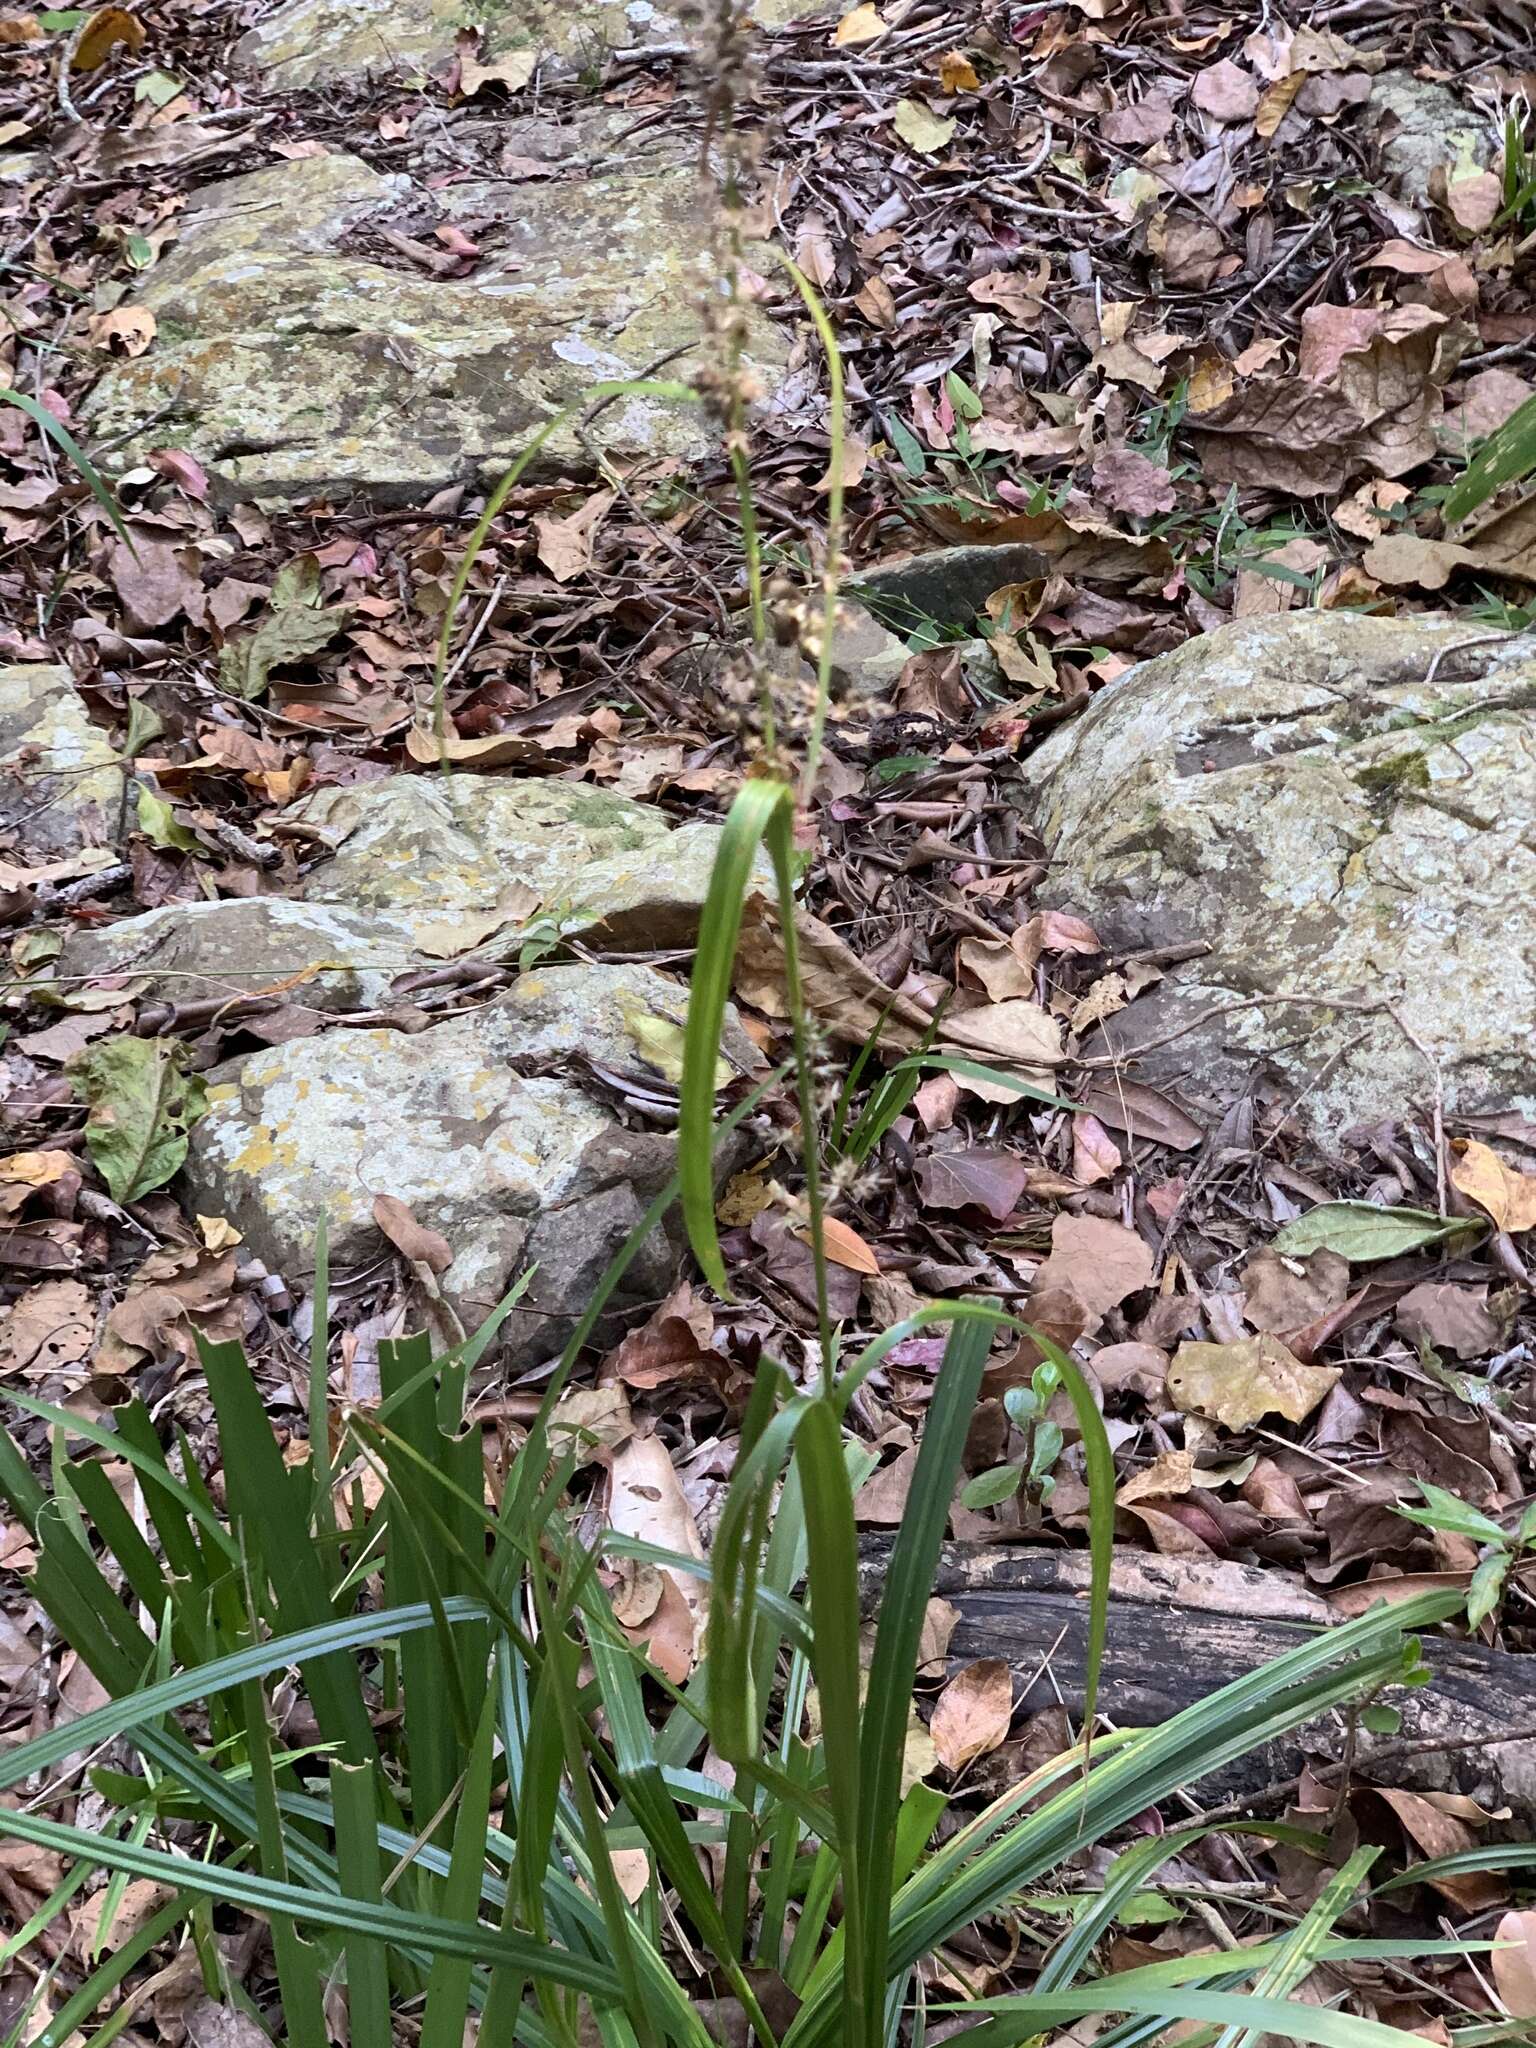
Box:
1367, 70, 1490, 208
1020, 613, 1536, 1141
56, 899, 422, 1013
289, 772, 748, 952
183, 964, 751, 1360
854, 545, 1049, 635
0, 665, 123, 859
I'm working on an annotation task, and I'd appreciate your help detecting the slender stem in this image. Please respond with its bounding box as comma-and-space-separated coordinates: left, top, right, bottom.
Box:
767, 810, 834, 1380
779, 257, 846, 803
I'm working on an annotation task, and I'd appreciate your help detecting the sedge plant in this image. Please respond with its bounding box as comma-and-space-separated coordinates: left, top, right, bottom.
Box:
0, 62, 1497, 2048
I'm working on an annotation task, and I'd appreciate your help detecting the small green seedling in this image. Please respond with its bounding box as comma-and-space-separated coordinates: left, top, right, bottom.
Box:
1394, 1480, 1536, 1633
962, 1360, 1064, 1515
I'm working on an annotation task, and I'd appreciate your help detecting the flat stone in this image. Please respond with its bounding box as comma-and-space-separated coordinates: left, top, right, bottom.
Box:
235, 0, 791, 93
0, 665, 124, 860
854, 545, 1050, 635
1019, 613, 1536, 1142
1368, 71, 1489, 208
85, 139, 789, 505
56, 898, 422, 1012
288, 771, 749, 952
184, 963, 752, 1359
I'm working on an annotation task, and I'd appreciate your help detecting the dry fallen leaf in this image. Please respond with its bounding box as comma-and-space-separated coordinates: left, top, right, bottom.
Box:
372, 1193, 453, 1275
1374, 1788, 1506, 1912
1168, 1335, 1341, 1430
549, 1385, 633, 1467
456, 43, 537, 96
1361, 534, 1479, 590
1071, 1114, 1122, 1187
534, 491, 615, 584
937, 47, 979, 91
833, 2, 887, 44
943, 999, 1062, 1066
855, 1444, 917, 1524
1091, 446, 1176, 517
930, 1658, 1013, 1773
1191, 58, 1259, 121
1450, 1139, 1536, 1234
72, 5, 146, 69
0, 1277, 93, 1376
1240, 1246, 1350, 1334
892, 98, 956, 156
1394, 1281, 1504, 1361
1254, 69, 1306, 137
607, 1435, 707, 1681
1493, 1912, 1536, 2018
1034, 1213, 1154, 1326
87, 306, 156, 357
1117, 1447, 1196, 1506
800, 1214, 881, 1275
916, 1596, 959, 1675
915, 1148, 1028, 1221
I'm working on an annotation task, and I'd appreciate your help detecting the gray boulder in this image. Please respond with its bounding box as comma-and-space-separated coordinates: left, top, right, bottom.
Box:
288, 771, 749, 953
1020, 613, 1536, 1141
185, 963, 759, 1359
233, 0, 800, 93
85, 142, 788, 506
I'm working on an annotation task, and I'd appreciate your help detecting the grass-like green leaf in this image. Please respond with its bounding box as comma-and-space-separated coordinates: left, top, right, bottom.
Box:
1, 386, 136, 552
679, 776, 791, 1296
1444, 391, 1536, 526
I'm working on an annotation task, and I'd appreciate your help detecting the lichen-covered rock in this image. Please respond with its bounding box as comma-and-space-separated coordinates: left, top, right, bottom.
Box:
0, 665, 123, 859
1368, 71, 1490, 208
56, 898, 421, 1011
1020, 614, 1536, 1141
289, 772, 749, 951
85, 142, 789, 505
183, 964, 752, 1358
234, 0, 794, 93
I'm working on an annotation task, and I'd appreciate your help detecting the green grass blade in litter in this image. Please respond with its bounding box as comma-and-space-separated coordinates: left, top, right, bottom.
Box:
679, 776, 790, 1297
0, 387, 135, 552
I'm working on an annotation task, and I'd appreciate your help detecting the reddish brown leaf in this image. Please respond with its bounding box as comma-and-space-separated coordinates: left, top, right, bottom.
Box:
915, 1148, 1028, 1221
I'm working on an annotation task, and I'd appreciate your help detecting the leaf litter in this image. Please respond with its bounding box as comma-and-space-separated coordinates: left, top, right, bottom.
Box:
2, 0, 1536, 2034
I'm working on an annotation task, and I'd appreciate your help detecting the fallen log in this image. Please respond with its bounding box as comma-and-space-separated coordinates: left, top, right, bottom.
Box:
859, 1543, 1536, 1816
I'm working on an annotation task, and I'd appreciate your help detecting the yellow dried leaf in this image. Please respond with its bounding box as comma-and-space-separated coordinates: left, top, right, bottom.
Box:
1450, 1139, 1536, 1234
196, 1214, 243, 1251
937, 47, 980, 91
1117, 1448, 1196, 1506
0, 1149, 76, 1187
1168, 1334, 1340, 1430
1254, 69, 1306, 138
892, 98, 957, 156
71, 5, 145, 69
716, 1171, 773, 1228
1187, 354, 1236, 414
833, 2, 887, 44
